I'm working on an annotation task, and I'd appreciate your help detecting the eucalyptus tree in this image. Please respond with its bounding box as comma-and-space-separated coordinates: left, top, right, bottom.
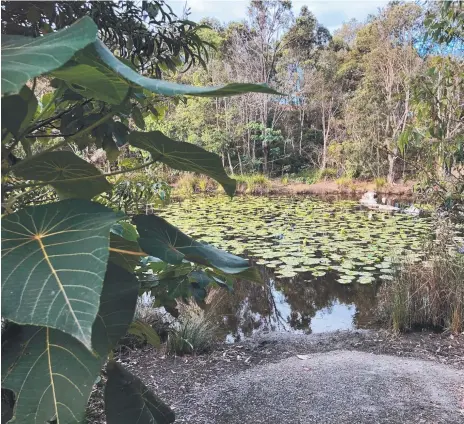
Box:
339, 2, 424, 182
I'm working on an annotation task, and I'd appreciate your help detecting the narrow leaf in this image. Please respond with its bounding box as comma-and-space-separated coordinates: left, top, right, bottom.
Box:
1, 17, 98, 95
1, 200, 120, 349
131, 106, 146, 129
128, 131, 236, 196
13, 151, 112, 199
105, 361, 175, 424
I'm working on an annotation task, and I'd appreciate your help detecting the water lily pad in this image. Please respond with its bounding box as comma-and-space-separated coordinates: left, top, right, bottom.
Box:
157, 195, 438, 287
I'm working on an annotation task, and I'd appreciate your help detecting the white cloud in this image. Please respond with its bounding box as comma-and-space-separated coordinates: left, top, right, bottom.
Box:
169, 0, 393, 31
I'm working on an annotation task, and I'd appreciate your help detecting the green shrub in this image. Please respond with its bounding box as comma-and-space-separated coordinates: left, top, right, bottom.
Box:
176, 173, 198, 196
290, 169, 321, 184
197, 176, 209, 192
196, 176, 218, 193
374, 177, 387, 191
101, 175, 171, 212
335, 176, 353, 190
235, 174, 271, 194
376, 219, 464, 333
167, 301, 218, 355
281, 175, 289, 185
319, 167, 338, 180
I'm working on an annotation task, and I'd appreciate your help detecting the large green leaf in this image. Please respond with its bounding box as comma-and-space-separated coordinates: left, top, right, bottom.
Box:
1, 86, 37, 138
51, 62, 129, 105
91, 263, 140, 357
133, 215, 253, 274
128, 131, 236, 196
1, 17, 98, 95
146, 272, 211, 314
1, 325, 102, 424
1, 264, 139, 424
108, 233, 142, 273
1, 200, 120, 349
51, 38, 279, 102
105, 361, 175, 424
93, 39, 279, 97
13, 151, 112, 199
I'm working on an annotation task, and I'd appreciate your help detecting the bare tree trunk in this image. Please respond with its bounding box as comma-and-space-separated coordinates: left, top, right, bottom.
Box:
263, 141, 268, 175
321, 103, 327, 170
227, 150, 234, 176
387, 148, 397, 184
299, 107, 305, 155
238, 150, 243, 175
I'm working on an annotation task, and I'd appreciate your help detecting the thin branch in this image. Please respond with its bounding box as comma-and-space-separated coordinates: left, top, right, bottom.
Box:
25, 133, 78, 139
26, 99, 93, 135
8, 112, 115, 173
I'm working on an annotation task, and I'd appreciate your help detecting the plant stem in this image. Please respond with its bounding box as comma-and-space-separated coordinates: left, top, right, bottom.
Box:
109, 247, 146, 256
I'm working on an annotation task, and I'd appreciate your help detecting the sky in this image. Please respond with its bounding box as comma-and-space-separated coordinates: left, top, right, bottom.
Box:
169, 0, 392, 33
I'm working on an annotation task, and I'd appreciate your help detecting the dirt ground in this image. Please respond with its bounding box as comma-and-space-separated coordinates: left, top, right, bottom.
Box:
88, 330, 463, 423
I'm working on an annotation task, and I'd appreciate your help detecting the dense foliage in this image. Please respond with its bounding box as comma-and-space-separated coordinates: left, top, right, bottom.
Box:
149, 0, 463, 204
0, 3, 273, 423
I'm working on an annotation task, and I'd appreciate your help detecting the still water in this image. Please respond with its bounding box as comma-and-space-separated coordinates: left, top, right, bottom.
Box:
158, 195, 435, 341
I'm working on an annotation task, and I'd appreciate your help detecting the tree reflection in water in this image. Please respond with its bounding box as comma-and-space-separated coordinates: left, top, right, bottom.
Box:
206, 265, 379, 342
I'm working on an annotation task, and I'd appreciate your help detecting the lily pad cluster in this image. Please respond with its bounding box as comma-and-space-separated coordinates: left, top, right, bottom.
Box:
158, 196, 438, 284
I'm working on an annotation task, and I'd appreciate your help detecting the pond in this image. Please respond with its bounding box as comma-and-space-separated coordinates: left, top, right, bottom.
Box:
157, 195, 435, 341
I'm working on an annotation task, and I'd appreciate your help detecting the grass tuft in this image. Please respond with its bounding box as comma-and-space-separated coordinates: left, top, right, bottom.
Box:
376, 218, 464, 333
319, 167, 338, 180
374, 177, 387, 191
166, 300, 218, 355
234, 174, 271, 194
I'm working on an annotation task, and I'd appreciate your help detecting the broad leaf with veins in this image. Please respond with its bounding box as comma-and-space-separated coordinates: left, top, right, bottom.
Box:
105, 361, 175, 424
1, 263, 139, 424
1, 325, 101, 424
1, 17, 98, 95
1, 200, 120, 350
51, 37, 280, 103
128, 131, 237, 197
13, 151, 112, 199
133, 214, 255, 275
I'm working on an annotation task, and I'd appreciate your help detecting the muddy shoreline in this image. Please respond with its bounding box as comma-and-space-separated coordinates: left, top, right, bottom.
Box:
262, 180, 415, 196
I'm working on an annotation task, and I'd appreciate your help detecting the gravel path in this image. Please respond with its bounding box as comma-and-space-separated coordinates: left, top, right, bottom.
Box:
176, 350, 464, 424
88, 331, 464, 423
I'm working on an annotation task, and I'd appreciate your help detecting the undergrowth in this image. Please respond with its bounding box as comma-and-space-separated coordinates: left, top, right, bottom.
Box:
374, 177, 387, 191
335, 177, 355, 191
175, 174, 218, 196
166, 299, 218, 355
376, 218, 464, 333
234, 174, 271, 194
